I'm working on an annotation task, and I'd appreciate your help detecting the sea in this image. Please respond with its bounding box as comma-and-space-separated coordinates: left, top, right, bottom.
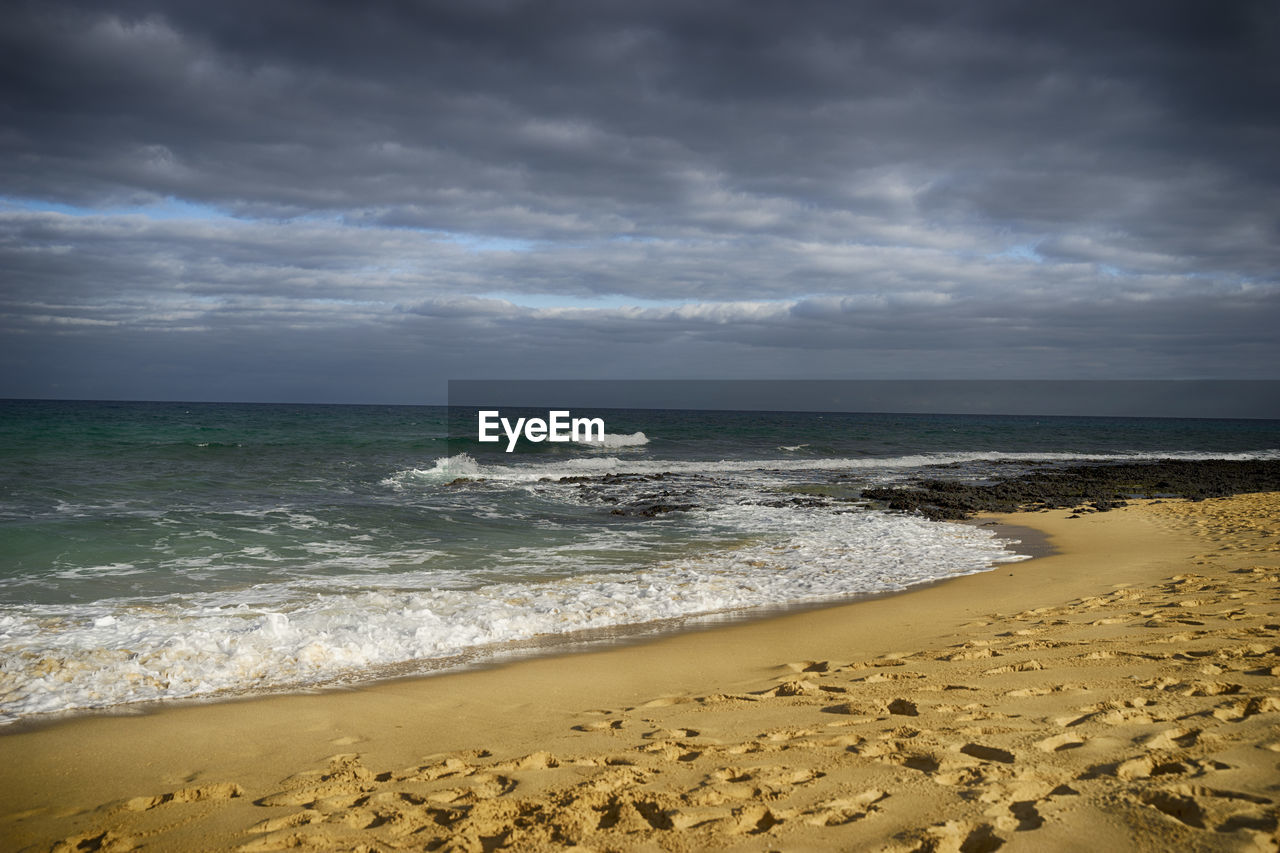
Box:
2, 399, 1278, 726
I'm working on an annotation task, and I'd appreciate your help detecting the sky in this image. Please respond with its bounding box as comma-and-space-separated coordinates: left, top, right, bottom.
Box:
2, 0, 1278, 406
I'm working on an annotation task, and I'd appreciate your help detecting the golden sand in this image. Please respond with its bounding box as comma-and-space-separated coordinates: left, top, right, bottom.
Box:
2, 495, 1278, 852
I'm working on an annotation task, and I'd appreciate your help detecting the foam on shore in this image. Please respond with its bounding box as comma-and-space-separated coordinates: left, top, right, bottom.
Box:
0, 502, 1026, 723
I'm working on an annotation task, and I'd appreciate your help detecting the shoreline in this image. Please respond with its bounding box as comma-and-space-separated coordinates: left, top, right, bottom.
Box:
3, 495, 1278, 851
0, 519, 1043, 740
3, 458, 1270, 733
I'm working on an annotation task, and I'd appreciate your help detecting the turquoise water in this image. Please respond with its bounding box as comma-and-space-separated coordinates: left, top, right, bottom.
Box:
2, 399, 1277, 724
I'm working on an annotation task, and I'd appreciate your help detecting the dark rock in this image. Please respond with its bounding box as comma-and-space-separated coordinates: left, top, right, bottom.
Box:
860, 460, 1280, 521
610, 503, 697, 517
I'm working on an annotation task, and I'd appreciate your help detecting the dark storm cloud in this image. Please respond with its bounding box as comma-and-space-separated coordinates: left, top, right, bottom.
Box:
1, 0, 1277, 402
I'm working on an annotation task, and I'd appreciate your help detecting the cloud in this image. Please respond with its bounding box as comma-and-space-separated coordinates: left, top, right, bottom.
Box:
1, 0, 1277, 400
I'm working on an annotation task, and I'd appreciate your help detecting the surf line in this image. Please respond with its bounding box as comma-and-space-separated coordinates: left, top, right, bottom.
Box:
478, 410, 605, 452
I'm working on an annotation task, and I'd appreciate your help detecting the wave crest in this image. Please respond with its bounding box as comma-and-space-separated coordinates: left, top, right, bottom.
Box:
573, 431, 649, 449
380, 453, 482, 487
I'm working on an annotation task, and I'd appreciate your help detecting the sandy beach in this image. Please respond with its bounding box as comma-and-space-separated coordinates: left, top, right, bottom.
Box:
3, 493, 1278, 852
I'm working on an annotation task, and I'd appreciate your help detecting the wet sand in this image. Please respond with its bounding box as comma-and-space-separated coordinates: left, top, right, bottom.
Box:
2, 494, 1278, 852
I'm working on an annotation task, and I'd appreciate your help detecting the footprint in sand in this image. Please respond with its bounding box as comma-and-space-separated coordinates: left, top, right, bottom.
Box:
438, 772, 519, 802
1054, 711, 1095, 727
820, 697, 919, 717
933, 766, 987, 787
687, 768, 756, 804
1212, 695, 1280, 721
122, 781, 244, 812
1142, 727, 1201, 750
857, 670, 926, 683
1110, 754, 1195, 781
1036, 733, 1085, 753
793, 789, 888, 827
491, 751, 559, 771
855, 656, 912, 669
950, 706, 1014, 723
1005, 685, 1065, 698
726, 803, 780, 835
641, 726, 700, 739
1182, 680, 1243, 696
958, 743, 1016, 765
939, 646, 1001, 662
257, 755, 381, 808
982, 659, 1045, 675
639, 741, 702, 762
246, 808, 325, 835
684, 765, 822, 809
986, 799, 1045, 833
759, 679, 820, 697
757, 727, 817, 743
785, 660, 833, 673
1152, 784, 1277, 833
49, 830, 139, 853
393, 755, 473, 783
722, 741, 775, 756
1140, 789, 1209, 828
891, 820, 1004, 853
853, 741, 941, 773
696, 692, 761, 704
573, 718, 627, 732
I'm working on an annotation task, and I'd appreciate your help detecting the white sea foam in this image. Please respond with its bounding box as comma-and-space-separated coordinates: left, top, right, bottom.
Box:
383, 453, 484, 485
573, 431, 649, 449
384, 449, 1280, 487
0, 503, 1027, 723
